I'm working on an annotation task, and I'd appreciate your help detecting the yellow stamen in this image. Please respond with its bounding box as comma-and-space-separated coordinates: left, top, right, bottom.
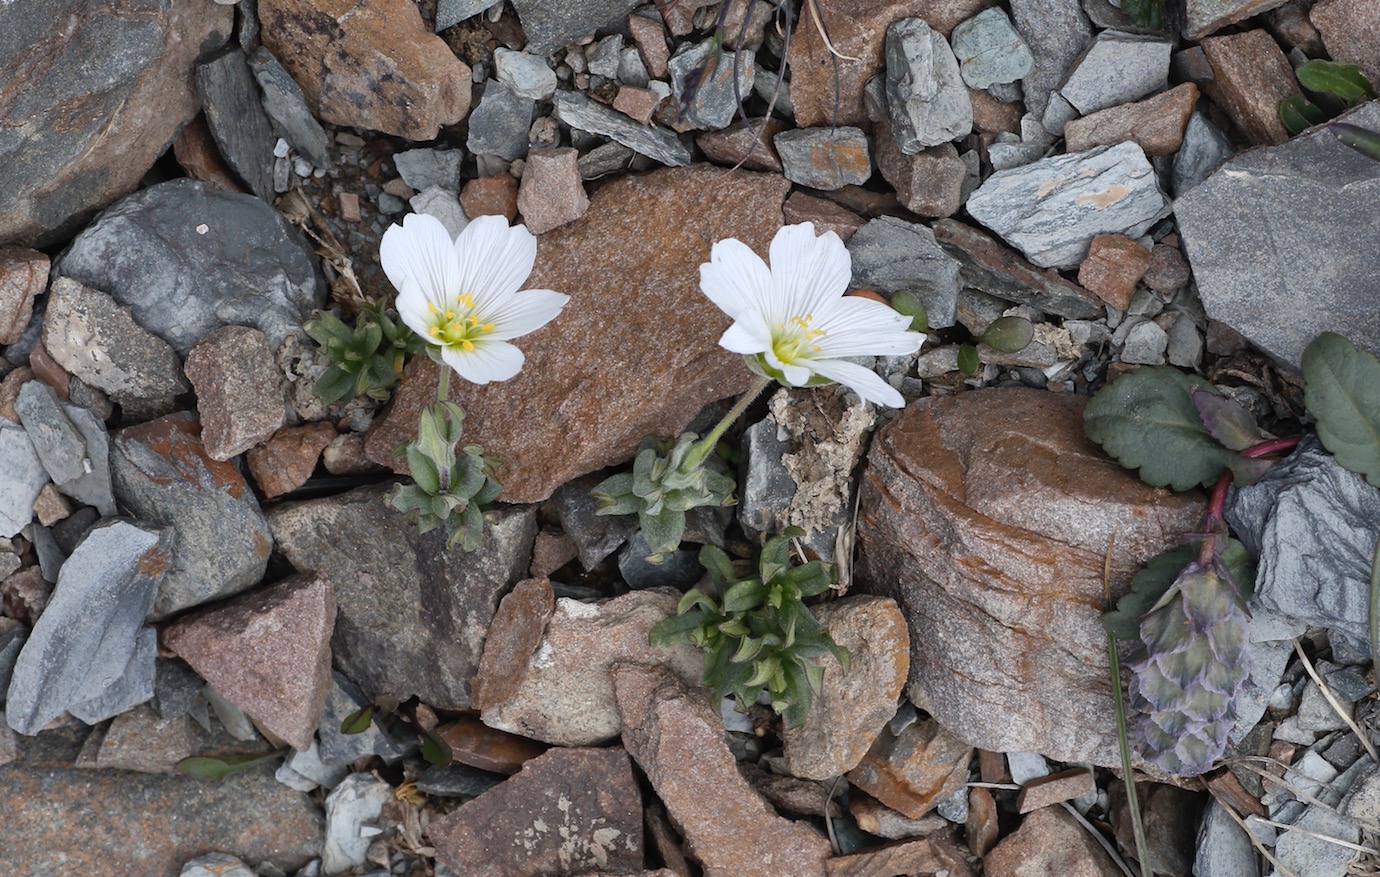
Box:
461, 340, 474, 351
428, 327, 441, 337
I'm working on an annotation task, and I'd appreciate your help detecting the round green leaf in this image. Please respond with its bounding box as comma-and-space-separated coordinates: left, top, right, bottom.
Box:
981, 316, 1034, 353
957, 344, 980, 375
1301, 332, 1380, 486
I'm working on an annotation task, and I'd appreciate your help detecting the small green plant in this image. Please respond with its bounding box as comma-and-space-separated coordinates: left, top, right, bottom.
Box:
339, 701, 453, 768
1279, 60, 1376, 136
959, 315, 1035, 376
649, 529, 849, 727
305, 299, 425, 405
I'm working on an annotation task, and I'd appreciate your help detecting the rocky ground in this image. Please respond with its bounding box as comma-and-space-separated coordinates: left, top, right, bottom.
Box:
2, 0, 1379, 875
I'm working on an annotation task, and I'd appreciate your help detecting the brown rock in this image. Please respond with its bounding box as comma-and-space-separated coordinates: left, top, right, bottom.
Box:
825, 832, 976, 877
628, 12, 671, 78
0, 367, 33, 422
783, 596, 910, 780
849, 793, 950, 839
978, 748, 1008, 784
613, 85, 664, 125
0, 0, 234, 247
1199, 29, 1301, 146
1016, 767, 1097, 813
931, 219, 1104, 319
782, 192, 866, 241
1183, 0, 1299, 39
461, 174, 520, 223
738, 761, 844, 818
31, 484, 72, 528
1311, 0, 1380, 84
366, 165, 786, 502
984, 806, 1122, 877
27, 341, 71, 400
429, 747, 644, 877
471, 578, 557, 712
517, 147, 590, 235
246, 421, 337, 499
477, 588, 703, 745
1111, 782, 1203, 877
966, 786, 1000, 856
530, 528, 578, 578
645, 802, 694, 877
613, 663, 832, 877
1077, 233, 1152, 310
0, 247, 48, 346
320, 432, 385, 475
164, 571, 336, 751
185, 325, 286, 461
968, 88, 1023, 135
874, 125, 965, 218
846, 716, 972, 819
434, 714, 549, 775
94, 705, 199, 773
172, 114, 246, 193
258, 0, 471, 140
1144, 242, 1191, 293
696, 117, 787, 172
1063, 83, 1199, 156
1, 567, 51, 626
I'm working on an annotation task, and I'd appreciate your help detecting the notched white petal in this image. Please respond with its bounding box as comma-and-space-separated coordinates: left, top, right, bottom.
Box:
381, 213, 461, 302
441, 339, 526, 384
455, 215, 538, 306
486, 289, 570, 341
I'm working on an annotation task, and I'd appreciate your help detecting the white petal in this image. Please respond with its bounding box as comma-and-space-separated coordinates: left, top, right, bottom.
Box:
440, 340, 526, 384
454, 215, 537, 308
380, 213, 461, 302
767, 223, 851, 325
801, 357, 906, 407
700, 237, 773, 323
812, 298, 925, 358
763, 347, 812, 387
719, 320, 771, 354
484, 289, 570, 341
394, 275, 436, 342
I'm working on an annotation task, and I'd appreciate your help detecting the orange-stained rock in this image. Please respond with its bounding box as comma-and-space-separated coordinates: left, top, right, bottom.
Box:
433, 714, 549, 775
0, 247, 48, 346
825, 832, 977, 877
1064, 83, 1199, 156
782, 192, 866, 242
1016, 767, 1096, 813
984, 806, 1122, 877
460, 174, 519, 223
367, 165, 786, 502
846, 716, 972, 819
1078, 233, 1153, 311
247, 421, 338, 499
258, 0, 471, 140
1199, 30, 1301, 146
470, 578, 556, 713
172, 115, 245, 193
857, 388, 1203, 765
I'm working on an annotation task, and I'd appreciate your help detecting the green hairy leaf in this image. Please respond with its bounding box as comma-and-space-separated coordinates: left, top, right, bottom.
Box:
889, 290, 929, 332
177, 751, 282, 779
1301, 333, 1380, 486
1296, 60, 1377, 107
1190, 390, 1263, 452
980, 316, 1034, 354
1104, 545, 1197, 640
957, 344, 980, 376
420, 729, 454, 768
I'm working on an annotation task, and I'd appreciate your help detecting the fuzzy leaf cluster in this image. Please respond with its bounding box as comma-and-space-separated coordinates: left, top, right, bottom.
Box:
389, 401, 502, 552
1301, 333, 1380, 487
592, 433, 736, 559
305, 300, 425, 405
1104, 539, 1254, 641
649, 531, 848, 728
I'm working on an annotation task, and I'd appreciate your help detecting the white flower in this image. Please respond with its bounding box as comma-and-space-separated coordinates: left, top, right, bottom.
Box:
380, 213, 569, 384
699, 222, 924, 407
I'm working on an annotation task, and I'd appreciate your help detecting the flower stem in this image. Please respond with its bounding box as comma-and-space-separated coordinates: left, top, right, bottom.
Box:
436, 358, 450, 404
684, 375, 773, 472
1241, 434, 1301, 459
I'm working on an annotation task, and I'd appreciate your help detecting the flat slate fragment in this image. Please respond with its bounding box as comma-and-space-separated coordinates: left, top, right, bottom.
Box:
554, 91, 690, 167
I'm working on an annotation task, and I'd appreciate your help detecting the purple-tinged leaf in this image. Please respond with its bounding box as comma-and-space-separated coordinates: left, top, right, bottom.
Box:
1191, 390, 1264, 451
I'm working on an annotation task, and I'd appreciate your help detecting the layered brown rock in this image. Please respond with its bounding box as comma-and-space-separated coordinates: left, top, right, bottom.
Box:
984, 806, 1122, 877
825, 832, 976, 877
782, 192, 867, 241
846, 717, 973, 818
874, 127, 965, 218
857, 388, 1202, 764
1077, 233, 1152, 311
185, 326, 285, 461
1064, 83, 1199, 156
257, 0, 471, 140
516, 147, 589, 235
367, 165, 787, 502
246, 421, 338, 499
697, 117, 787, 172
1199, 30, 1301, 146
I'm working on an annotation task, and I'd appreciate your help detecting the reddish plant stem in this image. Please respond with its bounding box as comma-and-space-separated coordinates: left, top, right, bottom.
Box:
1196, 434, 1303, 566
1241, 434, 1302, 459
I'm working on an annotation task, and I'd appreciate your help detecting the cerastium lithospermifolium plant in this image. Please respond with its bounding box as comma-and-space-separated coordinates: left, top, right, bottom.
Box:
593, 222, 926, 559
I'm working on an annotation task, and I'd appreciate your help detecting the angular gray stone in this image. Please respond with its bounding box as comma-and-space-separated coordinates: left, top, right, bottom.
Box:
1172, 112, 1235, 197
5, 520, 170, 735
1009, 0, 1093, 118
436, 0, 502, 31
268, 484, 536, 711
317, 672, 409, 766
1058, 30, 1171, 115
14, 383, 115, 516
0, 425, 47, 539
1192, 801, 1257, 877
587, 34, 623, 79
466, 81, 536, 161
55, 179, 323, 356
493, 48, 558, 101
41, 277, 190, 414
152, 659, 205, 721
409, 186, 469, 240
247, 47, 333, 167
322, 773, 392, 875
511, 0, 642, 56
1120, 319, 1168, 365
0, 623, 27, 703
774, 127, 872, 190
1226, 437, 1380, 659
68, 627, 157, 726
551, 473, 638, 569
1176, 101, 1380, 367
966, 141, 1170, 269
668, 39, 755, 130
196, 48, 276, 201
110, 413, 272, 618
951, 8, 1034, 90
847, 216, 962, 330
885, 18, 973, 152
931, 219, 1104, 319
554, 90, 691, 167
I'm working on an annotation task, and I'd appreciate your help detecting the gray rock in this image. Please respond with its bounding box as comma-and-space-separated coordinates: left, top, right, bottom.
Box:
1119, 319, 1168, 364
268, 484, 535, 711
1192, 801, 1258, 877
393, 148, 464, 193
1009, 0, 1094, 119
0, 425, 47, 539
322, 773, 392, 875
152, 659, 205, 721
966, 141, 1170, 269
409, 186, 469, 240
317, 672, 409, 766
111, 413, 272, 618
951, 8, 1034, 90
1226, 437, 1380, 659
55, 179, 323, 356
29, 524, 65, 584
1276, 790, 1362, 877
551, 473, 639, 569
753, 67, 793, 117
1007, 751, 1050, 785
493, 48, 557, 101
885, 18, 972, 152
587, 34, 623, 79
466, 81, 535, 161
1165, 311, 1203, 369
1229, 611, 1298, 745
415, 762, 505, 798
5, 520, 170, 735
932, 219, 1103, 319
196, 48, 276, 201
1296, 679, 1352, 732
668, 39, 755, 130
618, 533, 704, 589
577, 141, 636, 180
510, 0, 642, 56
41, 278, 189, 415
0, 624, 27, 704
1175, 102, 1380, 367
554, 90, 690, 167
279, 741, 348, 791
618, 46, 650, 88
774, 127, 872, 190
847, 216, 962, 330
1172, 112, 1234, 197
14, 381, 115, 517
436, 0, 502, 31
246, 47, 333, 168
1057, 30, 1170, 115
1040, 90, 1079, 137
68, 627, 157, 726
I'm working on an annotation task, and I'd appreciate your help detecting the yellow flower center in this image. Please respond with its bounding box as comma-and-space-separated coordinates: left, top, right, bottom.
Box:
425, 294, 495, 351
772, 314, 826, 364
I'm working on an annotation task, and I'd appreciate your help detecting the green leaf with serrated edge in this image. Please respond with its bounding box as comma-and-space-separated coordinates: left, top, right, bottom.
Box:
340, 705, 375, 735
1297, 60, 1377, 106
981, 316, 1034, 353
177, 751, 283, 779
1191, 390, 1264, 451
1280, 95, 1329, 136
958, 344, 980, 375
1083, 366, 1233, 490
420, 729, 453, 768
1103, 545, 1197, 640
1331, 123, 1380, 162
1302, 333, 1380, 486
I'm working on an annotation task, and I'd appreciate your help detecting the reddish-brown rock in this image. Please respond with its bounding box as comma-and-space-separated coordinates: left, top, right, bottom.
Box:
517, 147, 590, 235
433, 714, 549, 775
1077, 233, 1153, 310
782, 192, 866, 241
696, 117, 787, 172
628, 12, 671, 78
826, 832, 976, 877
164, 572, 336, 751
1016, 767, 1097, 813
1199, 29, 1301, 146
857, 388, 1202, 765
246, 421, 337, 499
258, 0, 471, 140
613, 663, 832, 877
0, 248, 46, 345
94, 706, 199, 774
846, 717, 972, 819
185, 326, 285, 462
612, 85, 664, 125
470, 578, 557, 712
1311, 0, 1380, 85
1063, 83, 1199, 156
429, 747, 644, 877
461, 174, 520, 223
849, 793, 949, 839
367, 165, 786, 502
529, 528, 578, 577
967, 787, 1000, 856
874, 127, 965, 218
984, 806, 1122, 877
172, 115, 246, 193
968, 88, 1022, 135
